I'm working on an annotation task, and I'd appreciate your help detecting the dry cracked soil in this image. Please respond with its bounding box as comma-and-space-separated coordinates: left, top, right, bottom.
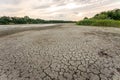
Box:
0, 24, 120, 80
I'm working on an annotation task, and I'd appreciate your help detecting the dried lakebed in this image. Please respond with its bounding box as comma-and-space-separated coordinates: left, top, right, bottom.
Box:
0, 24, 120, 80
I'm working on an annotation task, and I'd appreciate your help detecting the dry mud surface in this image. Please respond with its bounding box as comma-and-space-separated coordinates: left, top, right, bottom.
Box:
0, 24, 120, 80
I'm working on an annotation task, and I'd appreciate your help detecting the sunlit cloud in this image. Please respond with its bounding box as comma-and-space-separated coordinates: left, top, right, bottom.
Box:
0, 0, 120, 21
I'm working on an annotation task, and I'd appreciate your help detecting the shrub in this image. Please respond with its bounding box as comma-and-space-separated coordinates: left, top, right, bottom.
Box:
77, 19, 120, 27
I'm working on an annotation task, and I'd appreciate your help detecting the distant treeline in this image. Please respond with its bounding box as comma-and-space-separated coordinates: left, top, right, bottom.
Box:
0, 16, 74, 25
77, 9, 120, 27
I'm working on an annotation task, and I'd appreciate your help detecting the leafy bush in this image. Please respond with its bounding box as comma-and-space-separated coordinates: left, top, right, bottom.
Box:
77, 9, 120, 27
77, 19, 120, 27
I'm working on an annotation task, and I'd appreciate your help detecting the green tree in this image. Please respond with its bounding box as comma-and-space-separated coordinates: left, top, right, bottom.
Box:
0, 16, 11, 24
84, 17, 88, 20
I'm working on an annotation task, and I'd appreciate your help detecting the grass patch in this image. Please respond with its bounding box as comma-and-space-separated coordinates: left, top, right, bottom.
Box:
77, 19, 120, 27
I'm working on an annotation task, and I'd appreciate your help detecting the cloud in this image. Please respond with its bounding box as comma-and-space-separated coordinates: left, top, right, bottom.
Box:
0, 0, 120, 20
0, 0, 23, 5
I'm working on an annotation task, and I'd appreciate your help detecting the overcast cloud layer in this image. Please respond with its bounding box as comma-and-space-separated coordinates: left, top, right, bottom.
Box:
0, 0, 120, 21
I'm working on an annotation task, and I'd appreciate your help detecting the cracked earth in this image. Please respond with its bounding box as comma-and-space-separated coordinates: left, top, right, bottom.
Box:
0, 24, 120, 80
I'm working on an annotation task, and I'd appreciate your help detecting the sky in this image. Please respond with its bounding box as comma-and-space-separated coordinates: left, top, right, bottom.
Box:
0, 0, 120, 21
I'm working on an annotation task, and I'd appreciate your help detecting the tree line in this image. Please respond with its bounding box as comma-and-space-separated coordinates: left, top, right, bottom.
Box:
84, 9, 120, 20
77, 9, 120, 27
0, 16, 74, 25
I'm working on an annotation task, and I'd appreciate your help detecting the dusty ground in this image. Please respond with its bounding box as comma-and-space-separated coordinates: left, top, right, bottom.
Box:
0, 24, 120, 80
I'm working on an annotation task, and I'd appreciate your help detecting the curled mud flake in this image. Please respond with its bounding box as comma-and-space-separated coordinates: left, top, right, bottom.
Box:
116, 68, 120, 73
98, 49, 112, 58
86, 78, 90, 80
110, 72, 115, 76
